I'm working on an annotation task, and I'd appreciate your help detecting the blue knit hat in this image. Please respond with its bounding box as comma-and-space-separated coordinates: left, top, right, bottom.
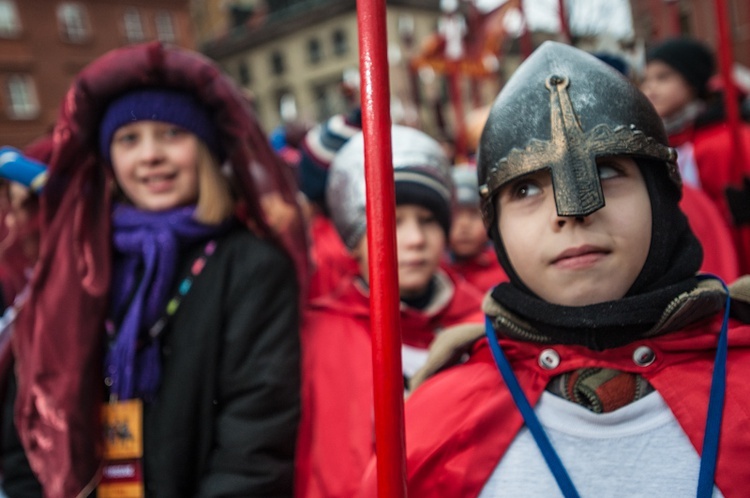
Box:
298, 107, 361, 204
99, 88, 222, 161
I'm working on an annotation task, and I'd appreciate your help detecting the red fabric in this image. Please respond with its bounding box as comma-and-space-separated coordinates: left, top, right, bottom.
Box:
672, 122, 750, 275
357, 318, 750, 498
13, 42, 307, 498
295, 271, 485, 498
444, 246, 508, 293
680, 185, 740, 282
306, 213, 359, 301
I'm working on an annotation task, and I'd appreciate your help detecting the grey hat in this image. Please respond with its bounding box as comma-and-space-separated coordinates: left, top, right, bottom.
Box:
326, 125, 453, 250
452, 164, 480, 207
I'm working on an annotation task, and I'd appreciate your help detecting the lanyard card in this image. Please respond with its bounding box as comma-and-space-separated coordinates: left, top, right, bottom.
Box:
99, 399, 145, 498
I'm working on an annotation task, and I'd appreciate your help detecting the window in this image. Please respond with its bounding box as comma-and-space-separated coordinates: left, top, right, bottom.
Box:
308, 38, 322, 64
270, 51, 285, 76
279, 93, 297, 122
154, 10, 175, 42
57, 3, 90, 43
312, 84, 341, 121
0, 1, 20, 38
124, 8, 145, 43
5, 74, 39, 119
332, 29, 348, 56
238, 60, 251, 86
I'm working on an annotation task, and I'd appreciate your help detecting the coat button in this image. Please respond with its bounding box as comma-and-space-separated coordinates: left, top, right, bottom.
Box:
538, 349, 560, 369
633, 346, 655, 367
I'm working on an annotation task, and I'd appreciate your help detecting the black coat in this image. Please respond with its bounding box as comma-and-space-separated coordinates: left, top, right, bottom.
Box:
3, 227, 300, 497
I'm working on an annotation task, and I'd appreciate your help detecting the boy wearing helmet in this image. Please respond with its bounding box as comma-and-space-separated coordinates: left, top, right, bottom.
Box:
296, 125, 484, 498
360, 42, 750, 497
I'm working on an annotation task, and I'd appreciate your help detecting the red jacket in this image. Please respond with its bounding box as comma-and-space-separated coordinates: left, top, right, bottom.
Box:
296, 271, 485, 498
358, 317, 750, 497
307, 213, 359, 301
680, 185, 740, 282
672, 122, 750, 275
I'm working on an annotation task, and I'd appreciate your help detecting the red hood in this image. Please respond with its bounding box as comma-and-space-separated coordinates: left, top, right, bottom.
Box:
308, 269, 484, 348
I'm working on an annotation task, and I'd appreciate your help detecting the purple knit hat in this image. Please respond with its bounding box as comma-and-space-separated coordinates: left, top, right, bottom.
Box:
99, 88, 222, 161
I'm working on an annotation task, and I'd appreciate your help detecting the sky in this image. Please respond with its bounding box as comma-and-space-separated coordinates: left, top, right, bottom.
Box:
472, 0, 635, 40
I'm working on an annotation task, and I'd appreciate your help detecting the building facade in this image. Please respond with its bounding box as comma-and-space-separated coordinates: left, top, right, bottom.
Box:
197, 0, 450, 139
0, 0, 193, 149
632, 0, 750, 67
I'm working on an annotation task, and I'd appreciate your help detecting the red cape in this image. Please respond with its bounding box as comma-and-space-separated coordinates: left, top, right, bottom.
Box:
359, 318, 750, 497
296, 271, 485, 498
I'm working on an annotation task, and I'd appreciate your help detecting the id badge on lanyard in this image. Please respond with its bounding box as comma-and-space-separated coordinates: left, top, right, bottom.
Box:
99, 399, 145, 498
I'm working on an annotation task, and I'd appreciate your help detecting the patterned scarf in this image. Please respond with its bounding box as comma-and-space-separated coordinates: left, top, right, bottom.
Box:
107, 204, 228, 400
547, 368, 654, 413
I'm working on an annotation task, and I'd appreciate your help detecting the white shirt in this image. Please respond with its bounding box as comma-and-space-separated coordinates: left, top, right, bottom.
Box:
479, 391, 723, 497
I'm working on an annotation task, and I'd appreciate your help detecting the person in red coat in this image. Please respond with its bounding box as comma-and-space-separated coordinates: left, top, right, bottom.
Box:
446, 164, 507, 292
681, 184, 739, 282
641, 36, 750, 274
359, 42, 750, 497
295, 125, 485, 498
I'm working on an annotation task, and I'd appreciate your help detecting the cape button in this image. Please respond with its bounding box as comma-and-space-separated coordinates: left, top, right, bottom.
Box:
538, 349, 560, 370
632, 346, 656, 367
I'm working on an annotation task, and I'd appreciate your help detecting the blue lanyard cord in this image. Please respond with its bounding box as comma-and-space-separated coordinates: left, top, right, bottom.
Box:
484, 274, 730, 498
695, 274, 730, 498
484, 315, 581, 498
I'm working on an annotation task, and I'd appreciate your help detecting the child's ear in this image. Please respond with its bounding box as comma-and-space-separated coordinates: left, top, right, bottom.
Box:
349, 244, 364, 262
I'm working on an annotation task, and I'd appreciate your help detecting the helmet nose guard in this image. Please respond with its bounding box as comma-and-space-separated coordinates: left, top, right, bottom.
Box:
478, 42, 679, 230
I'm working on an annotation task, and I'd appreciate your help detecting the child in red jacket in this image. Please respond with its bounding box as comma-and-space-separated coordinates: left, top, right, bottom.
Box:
641, 36, 750, 274
296, 125, 485, 498
446, 164, 507, 292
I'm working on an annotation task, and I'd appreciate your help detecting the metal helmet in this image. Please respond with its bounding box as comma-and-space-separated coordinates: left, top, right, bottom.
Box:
477, 41, 679, 231
326, 125, 453, 250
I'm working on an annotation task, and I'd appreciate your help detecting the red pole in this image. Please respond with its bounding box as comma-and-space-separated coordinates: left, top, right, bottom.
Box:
518, 0, 533, 59
665, 0, 682, 36
714, 0, 745, 185
356, 1, 408, 497
448, 64, 468, 163
558, 0, 571, 42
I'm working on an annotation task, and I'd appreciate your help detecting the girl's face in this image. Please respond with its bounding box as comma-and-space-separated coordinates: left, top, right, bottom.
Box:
640, 61, 696, 119
110, 120, 200, 212
497, 157, 651, 306
353, 204, 447, 299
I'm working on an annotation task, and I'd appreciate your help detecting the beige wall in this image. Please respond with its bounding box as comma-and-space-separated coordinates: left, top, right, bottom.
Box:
214, 5, 445, 134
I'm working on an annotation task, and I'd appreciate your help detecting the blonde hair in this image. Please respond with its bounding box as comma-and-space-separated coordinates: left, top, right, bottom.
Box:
194, 143, 236, 225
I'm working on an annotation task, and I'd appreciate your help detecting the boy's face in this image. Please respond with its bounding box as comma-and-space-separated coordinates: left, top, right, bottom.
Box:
450, 205, 488, 259
497, 157, 651, 306
110, 120, 201, 212
640, 61, 696, 119
353, 204, 447, 299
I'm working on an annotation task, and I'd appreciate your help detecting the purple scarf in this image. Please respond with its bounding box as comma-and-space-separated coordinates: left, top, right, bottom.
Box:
107, 204, 228, 400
